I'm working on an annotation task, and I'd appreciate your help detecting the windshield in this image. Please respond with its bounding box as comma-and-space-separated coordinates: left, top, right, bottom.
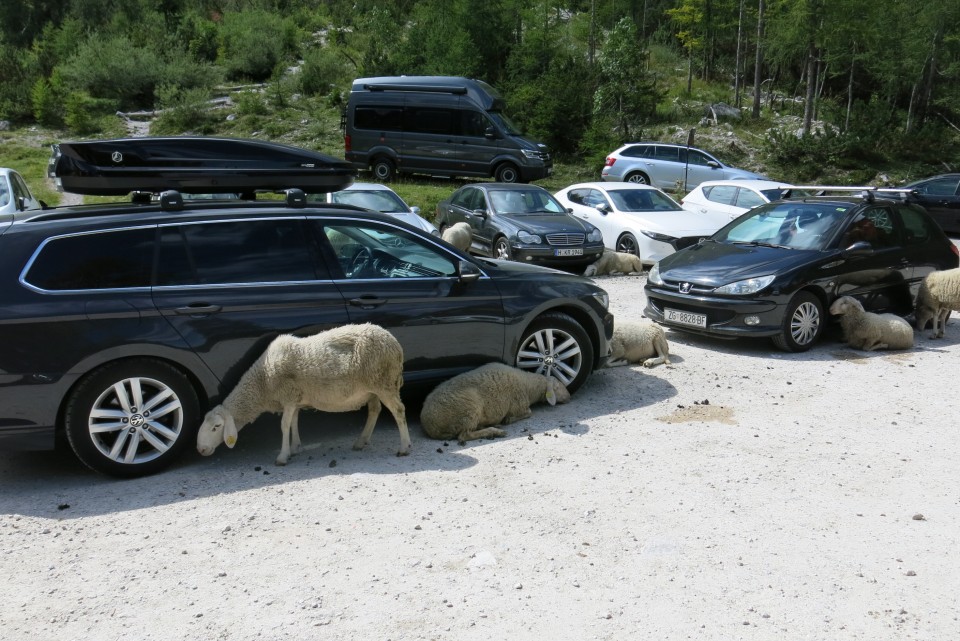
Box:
487, 112, 523, 136
489, 189, 566, 215
714, 202, 854, 250
608, 189, 683, 212
331, 189, 407, 213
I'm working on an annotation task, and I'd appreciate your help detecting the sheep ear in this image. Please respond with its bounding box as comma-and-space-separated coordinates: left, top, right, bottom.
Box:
224, 414, 238, 448
545, 379, 558, 406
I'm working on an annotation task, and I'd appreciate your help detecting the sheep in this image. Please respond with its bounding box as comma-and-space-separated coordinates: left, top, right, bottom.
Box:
419, 362, 571, 444
607, 319, 671, 368
828, 296, 914, 351
584, 250, 644, 277
915, 267, 960, 338
441, 222, 472, 252
196, 323, 410, 465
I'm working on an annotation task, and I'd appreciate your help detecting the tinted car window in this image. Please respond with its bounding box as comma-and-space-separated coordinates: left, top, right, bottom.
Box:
452, 186, 484, 210
461, 110, 490, 137
914, 177, 959, 196
156, 219, 319, 286
354, 106, 402, 131
321, 222, 458, 279
607, 189, 682, 211
26, 227, 155, 290
621, 145, 651, 158
654, 146, 680, 162
404, 107, 455, 135
685, 150, 712, 166
900, 205, 937, 246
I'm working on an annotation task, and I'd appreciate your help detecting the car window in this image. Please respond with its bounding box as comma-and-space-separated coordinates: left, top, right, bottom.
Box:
451, 187, 482, 210
704, 185, 737, 205
913, 177, 960, 196
608, 188, 682, 212
566, 188, 589, 205
899, 205, 938, 246
735, 188, 766, 209
621, 145, 651, 158
403, 107, 456, 135
583, 189, 609, 208
718, 202, 852, 250
319, 222, 458, 279
155, 218, 319, 286
840, 207, 900, 249
331, 190, 406, 212
685, 150, 713, 166
25, 227, 155, 290
12, 172, 33, 202
0, 178, 8, 208
653, 146, 680, 162
489, 189, 565, 215
354, 105, 402, 131
461, 110, 491, 137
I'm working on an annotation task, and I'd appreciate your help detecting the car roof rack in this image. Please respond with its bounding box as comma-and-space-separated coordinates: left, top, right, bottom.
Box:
781, 185, 917, 202
48, 136, 356, 196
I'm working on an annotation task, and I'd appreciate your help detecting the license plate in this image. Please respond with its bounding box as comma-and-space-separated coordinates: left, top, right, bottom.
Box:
554, 248, 583, 257
665, 308, 707, 328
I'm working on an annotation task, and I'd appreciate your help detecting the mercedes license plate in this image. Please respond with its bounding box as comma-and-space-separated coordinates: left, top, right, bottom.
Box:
665, 308, 707, 328
554, 248, 583, 257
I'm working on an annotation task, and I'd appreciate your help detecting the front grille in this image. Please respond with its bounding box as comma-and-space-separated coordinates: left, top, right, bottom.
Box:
661, 279, 714, 295
546, 233, 585, 246
672, 236, 706, 250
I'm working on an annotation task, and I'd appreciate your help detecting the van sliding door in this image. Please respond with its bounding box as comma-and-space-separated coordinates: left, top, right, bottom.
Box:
400, 95, 460, 176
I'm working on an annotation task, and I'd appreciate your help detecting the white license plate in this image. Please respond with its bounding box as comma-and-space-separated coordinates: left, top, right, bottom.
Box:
554, 248, 583, 257
665, 308, 707, 328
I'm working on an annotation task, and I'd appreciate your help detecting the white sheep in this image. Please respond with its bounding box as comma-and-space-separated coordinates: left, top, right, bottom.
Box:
915, 267, 960, 338
441, 222, 472, 252
607, 319, 671, 367
829, 296, 914, 351
196, 323, 410, 465
419, 362, 571, 444
584, 250, 644, 277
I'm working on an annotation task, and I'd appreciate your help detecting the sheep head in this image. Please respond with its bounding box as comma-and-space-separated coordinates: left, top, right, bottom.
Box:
829, 296, 861, 316
196, 405, 239, 456
544, 377, 572, 406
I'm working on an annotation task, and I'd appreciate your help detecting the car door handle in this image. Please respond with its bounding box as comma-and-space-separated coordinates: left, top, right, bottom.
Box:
174, 304, 222, 316
349, 296, 387, 310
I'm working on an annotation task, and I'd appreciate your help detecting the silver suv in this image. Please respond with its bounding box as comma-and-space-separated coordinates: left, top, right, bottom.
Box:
600, 142, 765, 191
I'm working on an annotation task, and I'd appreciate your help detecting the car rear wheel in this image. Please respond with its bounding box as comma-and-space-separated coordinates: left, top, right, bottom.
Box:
625, 172, 649, 185
64, 359, 200, 477
771, 291, 824, 352
516, 312, 594, 394
493, 236, 512, 260
494, 163, 520, 183
616, 232, 640, 256
372, 157, 395, 181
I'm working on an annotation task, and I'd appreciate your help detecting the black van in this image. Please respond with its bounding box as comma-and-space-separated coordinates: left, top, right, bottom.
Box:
343, 76, 553, 183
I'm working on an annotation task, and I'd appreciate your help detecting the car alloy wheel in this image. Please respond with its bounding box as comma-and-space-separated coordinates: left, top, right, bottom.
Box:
617, 232, 640, 256
772, 291, 823, 352
494, 236, 513, 260
515, 312, 594, 394
626, 173, 649, 185
64, 359, 200, 477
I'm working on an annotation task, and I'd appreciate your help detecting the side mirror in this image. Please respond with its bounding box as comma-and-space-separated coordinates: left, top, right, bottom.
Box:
843, 240, 874, 257
707, 160, 720, 169
458, 259, 481, 284
484, 126, 498, 140
410, 205, 421, 215
472, 208, 488, 218
16, 196, 28, 212
595, 203, 611, 213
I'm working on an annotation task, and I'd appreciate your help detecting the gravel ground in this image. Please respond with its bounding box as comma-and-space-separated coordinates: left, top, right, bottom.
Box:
2, 273, 959, 641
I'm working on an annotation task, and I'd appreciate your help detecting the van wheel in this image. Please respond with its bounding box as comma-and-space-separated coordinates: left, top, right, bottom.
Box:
372, 158, 395, 181
495, 163, 520, 183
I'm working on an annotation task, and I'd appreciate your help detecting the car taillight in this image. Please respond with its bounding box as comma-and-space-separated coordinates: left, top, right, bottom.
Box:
951, 243, 959, 258
344, 135, 351, 153
604, 156, 615, 167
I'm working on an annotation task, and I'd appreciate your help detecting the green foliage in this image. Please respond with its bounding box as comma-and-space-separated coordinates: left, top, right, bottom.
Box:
64, 90, 101, 135
218, 10, 298, 81
152, 85, 220, 135
57, 35, 164, 109
32, 76, 63, 127
299, 47, 350, 96
236, 90, 269, 116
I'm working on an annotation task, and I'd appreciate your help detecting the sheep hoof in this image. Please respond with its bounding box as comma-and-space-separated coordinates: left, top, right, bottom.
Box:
352, 439, 368, 451
396, 449, 410, 457
275, 456, 288, 466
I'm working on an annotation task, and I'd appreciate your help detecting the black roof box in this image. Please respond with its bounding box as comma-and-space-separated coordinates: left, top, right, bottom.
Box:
49, 136, 356, 196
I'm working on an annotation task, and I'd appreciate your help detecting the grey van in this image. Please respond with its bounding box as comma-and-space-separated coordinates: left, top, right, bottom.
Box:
344, 76, 552, 183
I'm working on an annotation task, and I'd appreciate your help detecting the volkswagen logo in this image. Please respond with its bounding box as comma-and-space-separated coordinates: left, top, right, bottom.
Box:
111, 151, 123, 163
679, 282, 692, 294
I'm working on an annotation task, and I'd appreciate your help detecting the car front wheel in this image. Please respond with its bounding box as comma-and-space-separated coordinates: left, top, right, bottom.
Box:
771, 291, 824, 352
516, 312, 594, 394
616, 232, 640, 256
64, 359, 200, 477
494, 236, 512, 260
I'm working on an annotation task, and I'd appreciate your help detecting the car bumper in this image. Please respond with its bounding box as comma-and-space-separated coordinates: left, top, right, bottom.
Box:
644, 285, 787, 338
519, 160, 553, 182
512, 243, 605, 267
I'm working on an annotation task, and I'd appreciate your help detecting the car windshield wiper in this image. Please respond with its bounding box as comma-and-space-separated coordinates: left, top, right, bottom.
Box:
732, 240, 788, 249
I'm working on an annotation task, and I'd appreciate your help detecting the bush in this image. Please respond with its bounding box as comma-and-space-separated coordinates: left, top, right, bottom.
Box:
300, 47, 349, 96
32, 76, 63, 126
218, 11, 298, 82
64, 91, 99, 135
151, 85, 219, 135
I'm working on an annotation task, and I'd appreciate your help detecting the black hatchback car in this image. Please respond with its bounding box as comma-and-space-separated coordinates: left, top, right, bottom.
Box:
904, 174, 960, 234
435, 183, 605, 269
0, 137, 612, 477
644, 191, 959, 351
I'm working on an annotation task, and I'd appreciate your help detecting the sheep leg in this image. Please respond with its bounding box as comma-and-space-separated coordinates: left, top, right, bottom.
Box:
457, 427, 507, 444
606, 358, 629, 367
643, 335, 672, 368
276, 405, 297, 465
935, 308, 949, 338
379, 394, 411, 457
290, 409, 302, 455
352, 397, 382, 451
501, 408, 533, 425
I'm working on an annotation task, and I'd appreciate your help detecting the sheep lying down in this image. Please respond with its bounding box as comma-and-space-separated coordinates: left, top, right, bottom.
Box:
420, 362, 571, 444
196, 323, 410, 465
607, 319, 671, 368
829, 296, 914, 351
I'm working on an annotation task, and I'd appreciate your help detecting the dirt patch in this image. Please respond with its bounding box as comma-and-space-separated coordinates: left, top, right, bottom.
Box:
657, 402, 736, 425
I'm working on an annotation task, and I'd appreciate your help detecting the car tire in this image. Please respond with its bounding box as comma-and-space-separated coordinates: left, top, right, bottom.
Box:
494, 163, 520, 183
516, 312, 594, 394
771, 291, 824, 352
372, 157, 395, 181
616, 232, 640, 256
493, 236, 512, 260
64, 359, 201, 477
625, 172, 649, 185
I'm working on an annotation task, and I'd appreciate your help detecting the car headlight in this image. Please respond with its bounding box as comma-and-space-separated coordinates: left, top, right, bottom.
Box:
592, 291, 609, 309
641, 230, 676, 243
587, 228, 603, 243
712, 275, 775, 295
517, 230, 542, 244
647, 263, 663, 285
521, 149, 541, 159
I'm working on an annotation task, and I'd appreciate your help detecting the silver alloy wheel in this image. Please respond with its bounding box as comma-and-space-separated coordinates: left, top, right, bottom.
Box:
626, 173, 648, 184
494, 238, 511, 260
789, 300, 821, 346
516, 326, 583, 387
88, 376, 184, 465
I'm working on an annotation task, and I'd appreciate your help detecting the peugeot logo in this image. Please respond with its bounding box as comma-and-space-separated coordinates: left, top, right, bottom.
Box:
679, 282, 692, 294
111, 151, 123, 163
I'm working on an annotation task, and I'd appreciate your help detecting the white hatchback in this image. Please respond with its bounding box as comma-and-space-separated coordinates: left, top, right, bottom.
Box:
680, 179, 797, 222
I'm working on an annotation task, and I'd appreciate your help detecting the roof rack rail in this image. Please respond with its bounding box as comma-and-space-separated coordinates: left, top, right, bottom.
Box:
781, 185, 917, 202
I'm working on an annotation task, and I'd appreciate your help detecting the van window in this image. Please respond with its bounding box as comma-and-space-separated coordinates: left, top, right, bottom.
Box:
26, 228, 155, 290
355, 106, 402, 131
461, 110, 490, 137
404, 107, 456, 135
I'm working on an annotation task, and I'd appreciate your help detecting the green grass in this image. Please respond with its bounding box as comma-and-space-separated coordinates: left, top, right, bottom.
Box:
0, 132, 64, 205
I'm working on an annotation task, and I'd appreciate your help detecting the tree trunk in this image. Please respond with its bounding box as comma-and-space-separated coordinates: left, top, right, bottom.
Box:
844, 56, 855, 132
687, 51, 693, 94
734, 0, 745, 108
802, 44, 817, 135
917, 23, 944, 127
752, 0, 765, 118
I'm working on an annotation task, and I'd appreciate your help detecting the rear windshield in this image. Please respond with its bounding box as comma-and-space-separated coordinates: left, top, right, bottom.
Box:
715, 202, 854, 250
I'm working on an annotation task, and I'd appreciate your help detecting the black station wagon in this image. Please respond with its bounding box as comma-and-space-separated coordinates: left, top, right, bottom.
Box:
644, 190, 959, 351
0, 137, 612, 477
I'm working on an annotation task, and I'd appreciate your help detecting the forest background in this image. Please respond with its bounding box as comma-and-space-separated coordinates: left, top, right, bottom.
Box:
1, 0, 959, 215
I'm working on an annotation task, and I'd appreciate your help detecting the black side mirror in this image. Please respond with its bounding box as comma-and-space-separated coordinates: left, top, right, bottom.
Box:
458, 259, 481, 284
595, 203, 611, 213
484, 126, 498, 140
843, 240, 874, 257
16, 196, 27, 212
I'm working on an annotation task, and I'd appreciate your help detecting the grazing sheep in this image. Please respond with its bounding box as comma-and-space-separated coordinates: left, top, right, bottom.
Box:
607, 319, 671, 368
584, 250, 644, 277
915, 267, 960, 338
441, 222, 472, 252
196, 323, 410, 465
829, 296, 914, 351
419, 362, 571, 444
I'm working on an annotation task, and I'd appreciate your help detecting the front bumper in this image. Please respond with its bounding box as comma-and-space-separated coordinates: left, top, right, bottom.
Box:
512, 242, 605, 267
644, 285, 787, 338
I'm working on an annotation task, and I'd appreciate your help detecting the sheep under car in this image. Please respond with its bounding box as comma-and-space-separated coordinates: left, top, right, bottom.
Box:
196, 323, 410, 465
584, 250, 644, 277
829, 296, 914, 351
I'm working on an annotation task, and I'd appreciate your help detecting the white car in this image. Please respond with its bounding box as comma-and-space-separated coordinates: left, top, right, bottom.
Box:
554, 182, 730, 266
0, 167, 42, 216
317, 182, 439, 235
680, 179, 797, 221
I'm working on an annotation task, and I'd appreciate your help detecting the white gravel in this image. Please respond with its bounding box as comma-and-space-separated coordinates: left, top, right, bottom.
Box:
2, 273, 958, 641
